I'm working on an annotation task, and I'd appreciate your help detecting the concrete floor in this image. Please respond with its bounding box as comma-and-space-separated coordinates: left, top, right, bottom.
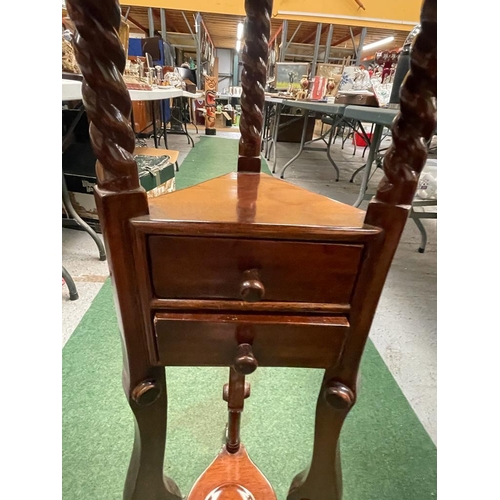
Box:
62, 126, 437, 444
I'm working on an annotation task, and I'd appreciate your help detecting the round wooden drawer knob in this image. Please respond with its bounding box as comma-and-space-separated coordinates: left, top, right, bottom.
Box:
234, 344, 258, 375
240, 269, 265, 302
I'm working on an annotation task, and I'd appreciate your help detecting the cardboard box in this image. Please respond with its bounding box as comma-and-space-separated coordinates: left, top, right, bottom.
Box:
63, 143, 175, 220
215, 111, 233, 127
335, 93, 379, 107
277, 115, 316, 143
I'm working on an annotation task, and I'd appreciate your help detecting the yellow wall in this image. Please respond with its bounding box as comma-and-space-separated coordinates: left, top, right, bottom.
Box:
121, 0, 422, 30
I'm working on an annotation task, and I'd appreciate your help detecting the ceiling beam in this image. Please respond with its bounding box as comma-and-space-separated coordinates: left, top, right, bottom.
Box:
269, 24, 283, 47
300, 26, 320, 44
200, 15, 215, 49
126, 15, 149, 34
152, 8, 183, 34
332, 28, 362, 47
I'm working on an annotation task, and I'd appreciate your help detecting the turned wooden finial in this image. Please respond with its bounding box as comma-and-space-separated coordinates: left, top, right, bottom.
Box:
234, 343, 259, 375
371, 0, 437, 207
66, 0, 140, 193
238, 0, 273, 173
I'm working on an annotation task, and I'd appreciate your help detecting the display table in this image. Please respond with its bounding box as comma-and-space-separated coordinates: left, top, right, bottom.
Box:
62, 78, 202, 148
263, 96, 345, 175
261, 96, 284, 171
340, 105, 437, 253
167, 92, 203, 147
62, 79, 85, 101
276, 100, 346, 181
341, 105, 398, 207
62, 78, 186, 101
62, 83, 106, 300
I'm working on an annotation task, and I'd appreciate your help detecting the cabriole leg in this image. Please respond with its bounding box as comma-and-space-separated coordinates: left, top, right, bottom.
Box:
123, 367, 182, 500
287, 376, 355, 500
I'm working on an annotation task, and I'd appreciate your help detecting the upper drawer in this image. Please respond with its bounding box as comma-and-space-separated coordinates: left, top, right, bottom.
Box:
148, 236, 363, 304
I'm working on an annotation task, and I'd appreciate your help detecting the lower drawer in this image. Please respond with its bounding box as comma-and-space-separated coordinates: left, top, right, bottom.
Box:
153, 312, 349, 368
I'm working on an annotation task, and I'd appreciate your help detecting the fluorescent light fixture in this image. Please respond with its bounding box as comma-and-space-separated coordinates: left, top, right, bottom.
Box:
362, 36, 395, 51
277, 11, 417, 26
237, 22, 244, 40
236, 40, 242, 52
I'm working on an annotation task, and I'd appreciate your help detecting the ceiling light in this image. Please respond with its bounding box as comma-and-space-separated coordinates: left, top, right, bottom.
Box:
237, 22, 244, 40
236, 40, 242, 52
362, 36, 395, 51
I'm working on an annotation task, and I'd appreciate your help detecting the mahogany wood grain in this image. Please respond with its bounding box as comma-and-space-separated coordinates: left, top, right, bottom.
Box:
153, 313, 348, 368
68, 0, 436, 497
287, 1, 437, 498
238, 0, 273, 172
186, 445, 276, 500
226, 370, 245, 453
148, 236, 363, 303
132, 217, 381, 243
66, 1, 181, 499
148, 172, 366, 228
149, 299, 350, 315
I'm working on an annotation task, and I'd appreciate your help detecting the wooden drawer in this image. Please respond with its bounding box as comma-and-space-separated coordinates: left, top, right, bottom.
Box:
153, 312, 349, 368
148, 236, 363, 304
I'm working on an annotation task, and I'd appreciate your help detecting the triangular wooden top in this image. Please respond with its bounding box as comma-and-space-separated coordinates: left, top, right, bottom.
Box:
148, 172, 366, 228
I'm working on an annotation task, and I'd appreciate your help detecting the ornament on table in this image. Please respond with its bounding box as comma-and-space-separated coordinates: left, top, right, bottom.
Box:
310, 76, 327, 100
338, 66, 356, 91
416, 160, 438, 200
352, 65, 372, 91
287, 70, 299, 94
326, 78, 337, 96
165, 70, 183, 88
296, 75, 310, 100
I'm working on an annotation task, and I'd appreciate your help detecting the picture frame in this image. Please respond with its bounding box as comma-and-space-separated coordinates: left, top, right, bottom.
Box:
316, 63, 344, 97
316, 63, 344, 79
274, 62, 310, 90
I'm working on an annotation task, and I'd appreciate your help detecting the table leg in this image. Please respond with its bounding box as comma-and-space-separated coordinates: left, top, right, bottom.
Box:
184, 121, 195, 147
350, 121, 372, 169
269, 103, 277, 157
151, 101, 158, 148
352, 123, 384, 208
62, 173, 106, 261
306, 118, 331, 146
267, 102, 276, 160
168, 97, 195, 147
271, 103, 282, 173
130, 107, 138, 145
163, 109, 168, 149
280, 109, 309, 179
261, 102, 268, 154
349, 121, 372, 182
412, 214, 428, 253
62, 266, 79, 301
187, 97, 199, 134
325, 117, 342, 182
349, 162, 368, 184
409, 202, 436, 253
265, 102, 274, 159
158, 99, 168, 149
